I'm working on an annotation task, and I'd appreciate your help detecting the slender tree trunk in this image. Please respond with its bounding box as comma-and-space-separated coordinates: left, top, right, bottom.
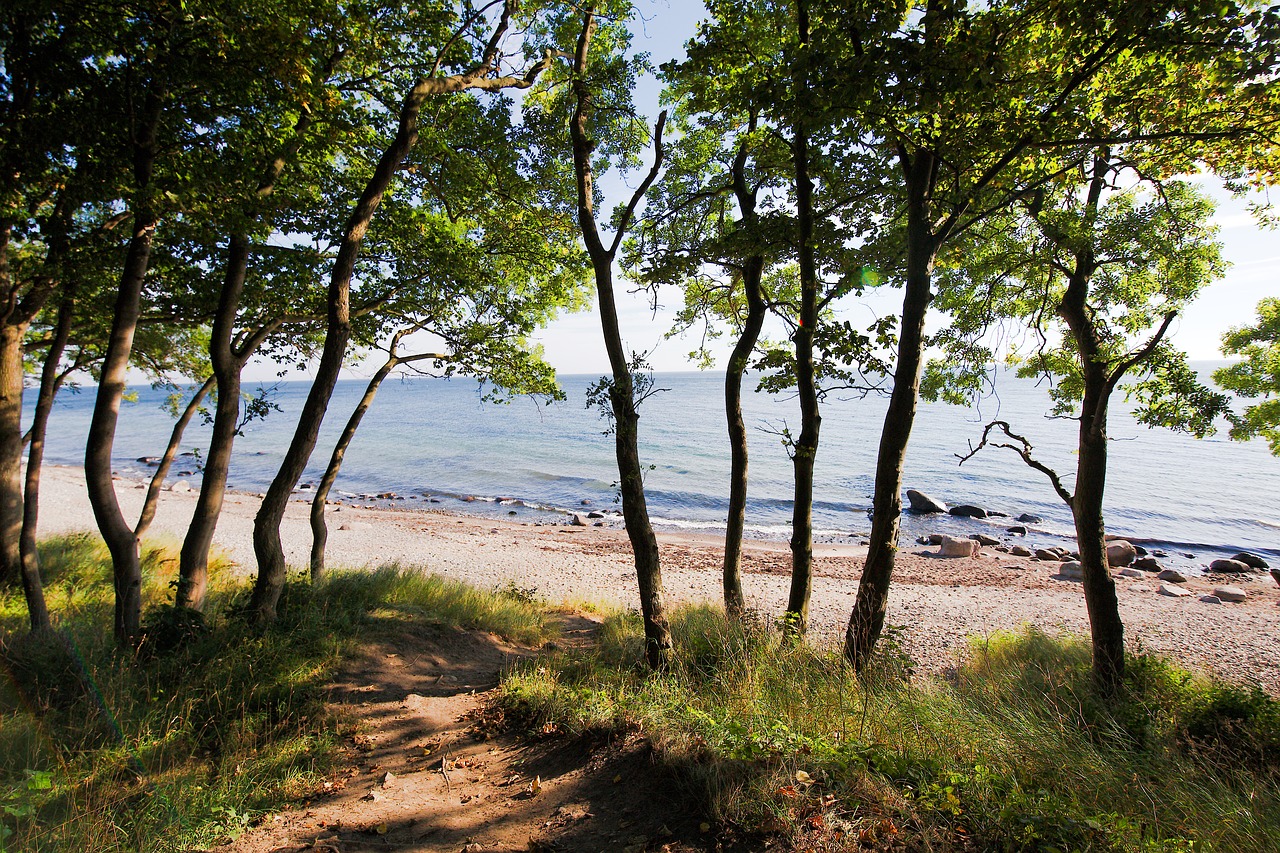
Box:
785, 2, 820, 635
133, 374, 214, 539
722, 140, 766, 619
1071, 384, 1125, 692
569, 9, 671, 668
0, 320, 27, 588
178, 234, 251, 610
310, 355, 398, 579
844, 152, 939, 670
18, 285, 75, 632
86, 211, 156, 645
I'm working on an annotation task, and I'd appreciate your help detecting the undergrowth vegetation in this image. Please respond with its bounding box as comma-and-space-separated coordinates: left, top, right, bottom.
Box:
500, 605, 1280, 852
0, 537, 551, 851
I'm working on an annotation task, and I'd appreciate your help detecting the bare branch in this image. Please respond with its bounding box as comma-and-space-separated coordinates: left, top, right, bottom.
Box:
958, 419, 1074, 505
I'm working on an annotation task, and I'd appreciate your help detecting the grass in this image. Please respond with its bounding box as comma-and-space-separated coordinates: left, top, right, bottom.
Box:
0, 536, 553, 852
499, 605, 1280, 852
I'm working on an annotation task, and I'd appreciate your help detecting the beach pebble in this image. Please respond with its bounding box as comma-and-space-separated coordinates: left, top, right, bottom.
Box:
1213, 585, 1247, 603
1106, 540, 1137, 567
906, 489, 947, 514
1200, 595, 1222, 605
1010, 545, 1032, 557
1159, 583, 1192, 597
1035, 548, 1063, 561
1007, 525, 1027, 536
938, 536, 980, 557
169, 480, 191, 493
1209, 558, 1251, 574
1231, 552, 1270, 570
1118, 568, 1143, 578
949, 504, 988, 519
1133, 556, 1163, 572
1157, 569, 1188, 583
1057, 561, 1083, 580
970, 533, 1000, 547
1017, 513, 1043, 524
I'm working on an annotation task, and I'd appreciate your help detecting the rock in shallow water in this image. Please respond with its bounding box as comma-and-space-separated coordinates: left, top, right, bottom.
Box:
1132, 556, 1163, 572
906, 489, 947, 513
1230, 552, 1269, 570
949, 504, 988, 519
1209, 558, 1252, 574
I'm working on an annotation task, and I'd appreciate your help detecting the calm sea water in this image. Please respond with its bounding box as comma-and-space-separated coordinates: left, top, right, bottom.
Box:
29, 367, 1280, 570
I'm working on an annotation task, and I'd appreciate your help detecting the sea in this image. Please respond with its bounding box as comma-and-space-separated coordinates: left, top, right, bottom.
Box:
27, 367, 1280, 573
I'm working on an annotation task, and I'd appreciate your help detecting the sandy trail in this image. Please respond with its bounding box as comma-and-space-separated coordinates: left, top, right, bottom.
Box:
35, 465, 1280, 692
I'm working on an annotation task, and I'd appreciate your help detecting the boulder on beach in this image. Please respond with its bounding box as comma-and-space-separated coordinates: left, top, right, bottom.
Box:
949, 504, 988, 519
1132, 556, 1163, 572
1230, 552, 1270, 570
906, 489, 947, 514
1271, 568, 1280, 588
1010, 545, 1032, 557
1213, 585, 1247, 603
570, 514, 589, 527
1209, 558, 1251, 574
1035, 548, 1064, 562
1056, 560, 1083, 580
169, 480, 191, 493
924, 533, 946, 545
1106, 540, 1137, 567
970, 533, 1000, 547
1160, 583, 1192, 597
938, 535, 980, 557
587, 511, 605, 519
1157, 568, 1187, 583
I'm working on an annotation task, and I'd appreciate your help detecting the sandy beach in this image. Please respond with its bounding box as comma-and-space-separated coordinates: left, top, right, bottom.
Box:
34, 465, 1280, 692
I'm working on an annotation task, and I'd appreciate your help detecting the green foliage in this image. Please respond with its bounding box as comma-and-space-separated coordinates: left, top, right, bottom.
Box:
1216, 296, 1280, 454
502, 610, 1280, 851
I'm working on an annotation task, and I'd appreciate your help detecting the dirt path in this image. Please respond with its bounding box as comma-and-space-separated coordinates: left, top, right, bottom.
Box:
212, 615, 711, 853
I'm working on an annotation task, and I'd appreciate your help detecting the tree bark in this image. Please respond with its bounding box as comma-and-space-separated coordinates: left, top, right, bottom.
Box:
134, 374, 214, 539
0, 316, 27, 589
178, 234, 251, 610
844, 150, 939, 670
722, 140, 766, 619
18, 284, 76, 632
248, 3, 552, 624
785, 0, 820, 636
570, 8, 671, 668
310, 353, 399, 579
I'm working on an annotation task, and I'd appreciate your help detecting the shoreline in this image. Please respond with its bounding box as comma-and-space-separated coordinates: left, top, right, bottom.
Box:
29, 464, 1280, 692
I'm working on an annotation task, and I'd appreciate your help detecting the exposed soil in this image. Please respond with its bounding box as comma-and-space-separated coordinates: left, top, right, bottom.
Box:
210, 615, 717, 853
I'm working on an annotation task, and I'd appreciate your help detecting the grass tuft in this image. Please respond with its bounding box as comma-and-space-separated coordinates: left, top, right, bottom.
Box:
501, 608, 1280, 852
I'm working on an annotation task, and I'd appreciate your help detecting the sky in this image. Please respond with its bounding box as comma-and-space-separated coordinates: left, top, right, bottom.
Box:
246, 0, 1275, 382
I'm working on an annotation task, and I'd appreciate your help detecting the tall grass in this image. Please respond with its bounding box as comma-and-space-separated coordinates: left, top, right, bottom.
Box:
0, 537, 552, 851
501, 605, 1280, 852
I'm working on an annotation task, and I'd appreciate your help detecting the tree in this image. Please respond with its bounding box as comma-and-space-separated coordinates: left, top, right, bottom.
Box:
838, 0, 1280, 675
943, 165, 1227, 690
1216, 297, 1280, 454
247, 0, 558, 625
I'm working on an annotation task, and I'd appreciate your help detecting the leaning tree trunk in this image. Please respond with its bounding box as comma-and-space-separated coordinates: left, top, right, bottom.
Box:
0, 319, 29, 588
722, 138, 766, 619
569, 9, 671, 668
310, 354, 399, 578
134, 374, 214, 539
844, 153, 940, 670
18, 285, 76, 632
